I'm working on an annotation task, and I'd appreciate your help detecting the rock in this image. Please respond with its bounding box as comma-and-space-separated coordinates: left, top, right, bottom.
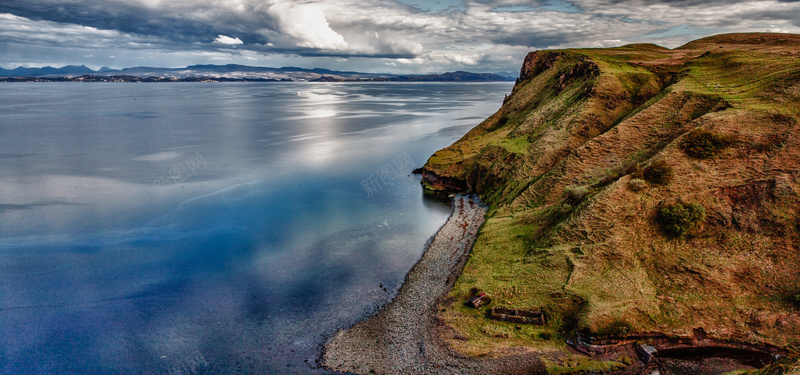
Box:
466, 292, 491, 308
637, 344, 658, 363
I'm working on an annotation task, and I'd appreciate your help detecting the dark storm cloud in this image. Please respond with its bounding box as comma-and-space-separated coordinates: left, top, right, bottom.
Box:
0, 0, 430, 57
0, 0, 271, 45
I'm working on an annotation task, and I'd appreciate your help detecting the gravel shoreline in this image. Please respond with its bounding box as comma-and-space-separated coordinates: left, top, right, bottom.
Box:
322, 195, 545, 375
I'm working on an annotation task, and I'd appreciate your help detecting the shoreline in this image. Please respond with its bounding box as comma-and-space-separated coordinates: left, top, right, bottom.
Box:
319, 195, 788, 375
321, 195, 545, 374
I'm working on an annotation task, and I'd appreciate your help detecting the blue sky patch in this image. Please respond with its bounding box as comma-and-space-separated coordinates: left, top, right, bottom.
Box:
395, 0, 465, 12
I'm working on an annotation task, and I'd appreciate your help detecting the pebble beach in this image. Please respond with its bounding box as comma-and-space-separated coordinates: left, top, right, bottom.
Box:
322, 195, 546, 375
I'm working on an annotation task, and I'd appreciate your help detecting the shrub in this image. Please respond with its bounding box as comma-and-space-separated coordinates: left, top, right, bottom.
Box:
538, 331, 553, 340
564, 185, 589, 203
681, 129, 731, 159
658, 203, 706, 235
628, 178, 647, 191
784, 290, 800, 310
642, 160, 673, 185
791, 294, 800, 309
595, 319, 633, 338
558, 296, 589, 336
554, 203, 574, 220
626, 163, 641, 176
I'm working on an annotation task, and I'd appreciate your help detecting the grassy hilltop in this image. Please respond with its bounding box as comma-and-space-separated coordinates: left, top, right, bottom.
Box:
421, 33, 800, 366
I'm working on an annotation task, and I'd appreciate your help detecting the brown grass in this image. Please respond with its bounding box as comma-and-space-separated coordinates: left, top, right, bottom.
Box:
423, 33, 800, 361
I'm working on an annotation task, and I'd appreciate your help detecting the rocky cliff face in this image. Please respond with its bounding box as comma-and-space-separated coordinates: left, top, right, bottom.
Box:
423, 33, 800, 357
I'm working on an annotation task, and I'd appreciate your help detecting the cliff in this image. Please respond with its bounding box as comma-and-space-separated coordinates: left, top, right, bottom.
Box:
422, 33, 800, 363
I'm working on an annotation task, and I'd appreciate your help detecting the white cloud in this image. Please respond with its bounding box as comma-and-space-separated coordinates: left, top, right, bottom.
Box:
0, 13, 160, 49
395, 57, 424, 64
3, 0, 800, 74
132, 151, 180, 162
213, 34, 243, 45
266, 2, 348, 50
188, 50, 235, 60
444, 53, 480, 65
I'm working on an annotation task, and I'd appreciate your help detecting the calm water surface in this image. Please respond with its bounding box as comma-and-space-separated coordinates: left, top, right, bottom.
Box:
0, 82, 512, 374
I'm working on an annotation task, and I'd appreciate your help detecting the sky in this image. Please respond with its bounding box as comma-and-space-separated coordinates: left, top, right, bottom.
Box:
1, 0, 799, 75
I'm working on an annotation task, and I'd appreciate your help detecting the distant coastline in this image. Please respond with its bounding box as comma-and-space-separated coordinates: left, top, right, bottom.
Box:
0, 74, 514, 83
0, 64, 515, 83
0, 75, 292, 83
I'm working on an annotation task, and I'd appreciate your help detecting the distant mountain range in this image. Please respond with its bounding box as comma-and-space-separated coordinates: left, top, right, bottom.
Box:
0, 64, 515, 82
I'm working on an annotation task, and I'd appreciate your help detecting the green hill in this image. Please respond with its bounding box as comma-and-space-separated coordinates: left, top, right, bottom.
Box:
421, 33, 800, 367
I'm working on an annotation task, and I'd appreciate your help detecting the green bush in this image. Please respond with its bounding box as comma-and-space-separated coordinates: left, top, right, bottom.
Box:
564, 185, 589, 203
595, 319, 633, 338
681, 129, 731, 159
658, 203, 706, 235
554, 203, 574, 221
642, 160, 673, 185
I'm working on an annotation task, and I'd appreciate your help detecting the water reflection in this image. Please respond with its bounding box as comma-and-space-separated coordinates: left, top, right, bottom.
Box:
0, 82, 513, 373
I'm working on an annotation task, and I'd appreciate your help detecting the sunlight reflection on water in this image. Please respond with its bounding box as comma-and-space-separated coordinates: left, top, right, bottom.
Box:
0, 82, 513, 374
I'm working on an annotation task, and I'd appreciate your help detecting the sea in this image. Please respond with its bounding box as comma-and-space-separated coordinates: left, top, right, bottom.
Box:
0, 82, 513, 374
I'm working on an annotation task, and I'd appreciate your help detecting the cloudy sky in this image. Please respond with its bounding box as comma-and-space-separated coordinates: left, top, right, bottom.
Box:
1, 0, 799, 75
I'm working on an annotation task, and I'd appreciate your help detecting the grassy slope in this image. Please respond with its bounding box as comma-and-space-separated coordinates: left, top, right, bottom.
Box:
423, 33, 800, 364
